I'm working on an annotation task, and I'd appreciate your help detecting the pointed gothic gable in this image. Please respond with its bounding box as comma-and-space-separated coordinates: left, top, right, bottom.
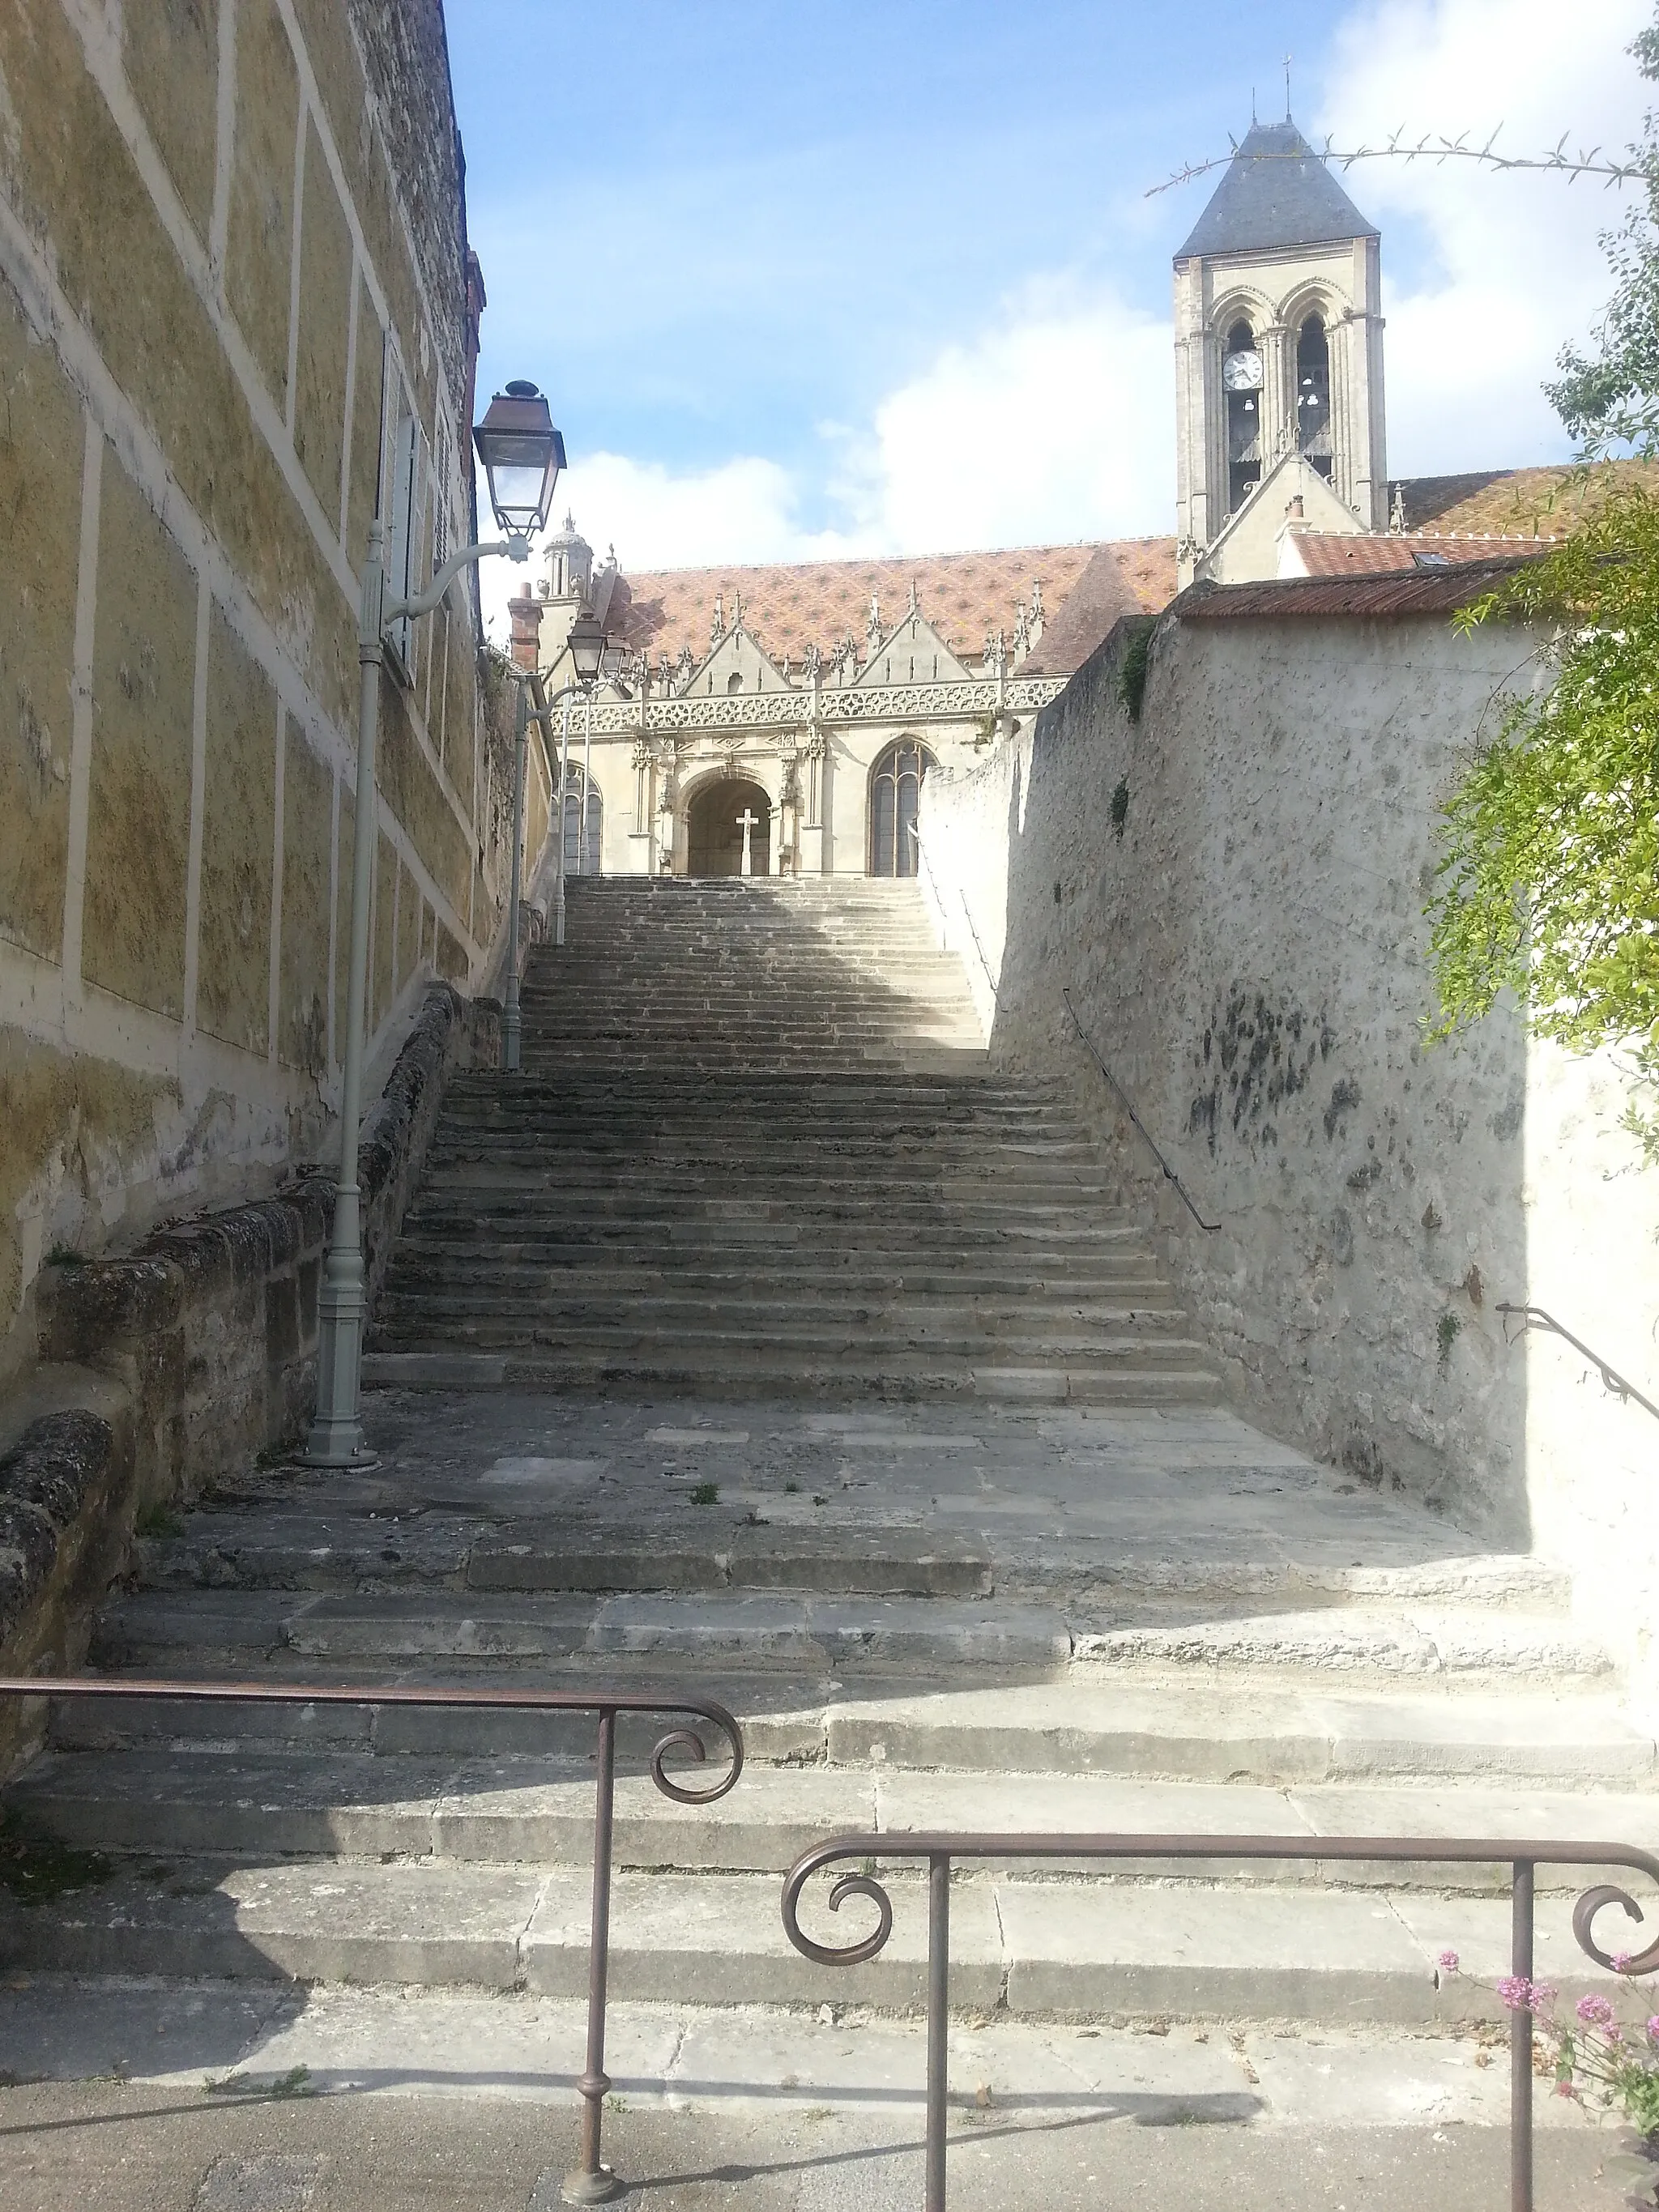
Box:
1196, 453, 1362, 586
682, 622, 795, 701
859, 603, 975, 686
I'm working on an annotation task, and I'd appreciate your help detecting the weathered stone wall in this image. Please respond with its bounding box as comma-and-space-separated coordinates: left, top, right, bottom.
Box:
0, 0, 518, 1383
0, 981, 493, 1745
920, 609, 1659, 1686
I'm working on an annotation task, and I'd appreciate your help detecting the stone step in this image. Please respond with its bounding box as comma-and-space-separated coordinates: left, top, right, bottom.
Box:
359, 1349, 1225, 1404
49, 1625, 1640, 1779
373, 1295, 1192, 1338
0, 1858, 1623, 2022
96, 1568, 1602, 1684
10, 1745, 1657, 1894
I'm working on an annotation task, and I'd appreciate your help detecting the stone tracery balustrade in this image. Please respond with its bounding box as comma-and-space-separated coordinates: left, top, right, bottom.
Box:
581, 675, 1067, 739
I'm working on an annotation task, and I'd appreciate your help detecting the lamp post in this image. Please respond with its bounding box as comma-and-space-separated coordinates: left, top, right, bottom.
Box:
551, 607, 609, 951
305, 382, 564, 1469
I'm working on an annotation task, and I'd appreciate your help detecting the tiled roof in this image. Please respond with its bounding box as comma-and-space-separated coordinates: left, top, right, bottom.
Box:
1396, 461, 1659, 535
1288, 531, 1548, 577
601, 539, 1179, 678
1175, 557, 1538, 623
1175, 119, 1377, 261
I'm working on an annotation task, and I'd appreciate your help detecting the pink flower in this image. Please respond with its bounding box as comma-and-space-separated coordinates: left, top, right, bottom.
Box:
1646, 2016, 1659, 2042
1497, 1976, 1556, 2012
1576, 1995, 1617, 2028
1438, 1950, 1460, 1972
1613, 1951, 1634, 1973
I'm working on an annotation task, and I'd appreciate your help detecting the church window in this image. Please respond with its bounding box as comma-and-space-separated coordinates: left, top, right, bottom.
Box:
562, 774, 603, 876
1297, 313, 1333, 479
727, 671, 744, 693
1222, 318, 1262, 515
868, 737, 936, 878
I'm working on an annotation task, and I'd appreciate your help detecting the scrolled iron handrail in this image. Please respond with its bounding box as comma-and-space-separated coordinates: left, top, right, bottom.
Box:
783, 1828, 1659, 2212
1, 1673, 741, 2206
1495, 1302, 1659, 1423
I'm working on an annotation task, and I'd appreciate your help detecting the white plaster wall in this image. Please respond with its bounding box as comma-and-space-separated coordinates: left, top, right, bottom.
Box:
921, 612, 1659, 1681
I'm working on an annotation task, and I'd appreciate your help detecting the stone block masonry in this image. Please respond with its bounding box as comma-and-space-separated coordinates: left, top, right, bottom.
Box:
1, 981, 496, 1736
919, 591, 1659, 1701
0, 0, 529, 1393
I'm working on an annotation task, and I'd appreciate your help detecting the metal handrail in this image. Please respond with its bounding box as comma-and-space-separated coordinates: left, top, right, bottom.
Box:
1, 1674, 742, 2206
783, 1827, 1659, 2212
1495, 1303, 1659, 1422
1060, 988, 1219, 1232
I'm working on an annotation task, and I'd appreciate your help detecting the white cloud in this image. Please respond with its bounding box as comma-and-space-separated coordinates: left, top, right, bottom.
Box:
835, 283, 1174, 552
1316, 0, 1653, 473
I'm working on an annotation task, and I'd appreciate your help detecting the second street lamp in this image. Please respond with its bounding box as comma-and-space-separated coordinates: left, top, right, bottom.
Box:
305, 381, 564, 1471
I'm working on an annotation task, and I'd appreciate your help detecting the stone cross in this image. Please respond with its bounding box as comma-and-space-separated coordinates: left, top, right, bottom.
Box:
736, 806, 759, 876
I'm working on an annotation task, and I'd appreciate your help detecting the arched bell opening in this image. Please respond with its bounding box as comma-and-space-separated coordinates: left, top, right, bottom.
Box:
868, 737, 936, 878
1296, 311, 1333, 479
686, 778, 773, 877
1221, 317, 1263, 514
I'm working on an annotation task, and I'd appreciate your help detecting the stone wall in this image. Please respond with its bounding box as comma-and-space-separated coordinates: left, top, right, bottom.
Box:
920, 605, 1659, 1688
0, 980, 493, 1753
0, 0, 521, 1386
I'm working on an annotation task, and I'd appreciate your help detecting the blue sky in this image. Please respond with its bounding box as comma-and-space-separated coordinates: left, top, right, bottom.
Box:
449, 0, 1653, 590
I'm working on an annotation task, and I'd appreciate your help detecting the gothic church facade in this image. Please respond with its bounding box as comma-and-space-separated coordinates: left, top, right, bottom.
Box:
506, 117, 1564, 880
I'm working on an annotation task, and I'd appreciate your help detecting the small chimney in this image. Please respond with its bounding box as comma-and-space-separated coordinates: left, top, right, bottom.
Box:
1286, 493, 1305, 521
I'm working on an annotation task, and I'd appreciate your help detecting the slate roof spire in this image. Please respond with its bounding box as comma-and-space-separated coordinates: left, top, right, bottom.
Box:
1175, 117, 1377, 262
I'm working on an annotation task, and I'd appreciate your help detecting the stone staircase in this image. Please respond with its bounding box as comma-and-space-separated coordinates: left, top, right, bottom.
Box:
366, 878, 1222, 1405
1, 1397, 1648, 2030
0, 880, 1645, 2068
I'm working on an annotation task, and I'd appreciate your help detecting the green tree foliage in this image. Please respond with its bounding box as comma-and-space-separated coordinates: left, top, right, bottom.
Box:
1426, 8, 1659, 1158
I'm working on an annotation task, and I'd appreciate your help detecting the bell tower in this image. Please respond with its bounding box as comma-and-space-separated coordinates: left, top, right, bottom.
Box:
1173, 117, 1386, 583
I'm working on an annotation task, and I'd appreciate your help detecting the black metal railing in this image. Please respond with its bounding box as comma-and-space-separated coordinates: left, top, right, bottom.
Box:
1061, 989, 1220, 1231
783, 1828, 1659, 2212
0, 1674, 742, 2205
1496, 1303, 1659, 1422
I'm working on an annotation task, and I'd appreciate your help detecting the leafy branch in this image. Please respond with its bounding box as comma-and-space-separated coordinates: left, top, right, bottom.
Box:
1148, 129, 1645, 198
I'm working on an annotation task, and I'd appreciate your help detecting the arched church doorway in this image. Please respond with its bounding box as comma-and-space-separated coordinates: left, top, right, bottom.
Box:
687, 778, 772, 876
868, 737, 935, 876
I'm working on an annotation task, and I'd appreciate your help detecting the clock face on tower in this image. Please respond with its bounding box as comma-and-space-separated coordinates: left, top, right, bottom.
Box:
1222, 349, 1264, 391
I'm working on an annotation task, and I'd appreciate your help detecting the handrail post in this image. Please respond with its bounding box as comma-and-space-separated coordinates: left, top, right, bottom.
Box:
1512, 1859, 1534, 2212
927, 1853, 950, 2212
565, 1706, 623, 2203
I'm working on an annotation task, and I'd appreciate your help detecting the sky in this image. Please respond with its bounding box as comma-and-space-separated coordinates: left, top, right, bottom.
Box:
447, 0, 1655, 635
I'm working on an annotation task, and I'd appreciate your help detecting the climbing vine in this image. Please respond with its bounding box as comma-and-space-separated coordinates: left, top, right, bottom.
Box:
1424, 5, 1659, 1161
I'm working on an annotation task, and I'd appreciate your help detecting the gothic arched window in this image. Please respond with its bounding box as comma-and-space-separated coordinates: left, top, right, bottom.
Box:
1297, 313, 1333, 479
562, 773, 603, 876
1222, 318, 1263, 515
868, 737, 936, 877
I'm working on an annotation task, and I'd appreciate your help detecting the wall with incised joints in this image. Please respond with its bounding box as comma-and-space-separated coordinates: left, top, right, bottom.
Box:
0, 0, 527, 1387
920, 602, 1659, 1692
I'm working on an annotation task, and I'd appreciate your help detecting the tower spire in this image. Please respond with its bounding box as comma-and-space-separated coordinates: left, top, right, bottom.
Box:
1283, 53, 1292, 121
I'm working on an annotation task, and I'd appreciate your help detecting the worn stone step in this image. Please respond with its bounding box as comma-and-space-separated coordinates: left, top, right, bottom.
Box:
360, 1349, 1224, 1404
13, 1746, 1659, 1895
48, 1624, 1648, 1780
0, 1859, 1623, 2023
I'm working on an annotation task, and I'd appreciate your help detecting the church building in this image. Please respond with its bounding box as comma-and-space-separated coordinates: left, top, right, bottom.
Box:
505, 115, 1576, 880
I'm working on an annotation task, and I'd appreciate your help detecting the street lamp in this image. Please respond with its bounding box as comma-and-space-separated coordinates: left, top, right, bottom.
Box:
305, 383, 564, 1470
474, 381, 565, 538
566, 605, 607, 683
